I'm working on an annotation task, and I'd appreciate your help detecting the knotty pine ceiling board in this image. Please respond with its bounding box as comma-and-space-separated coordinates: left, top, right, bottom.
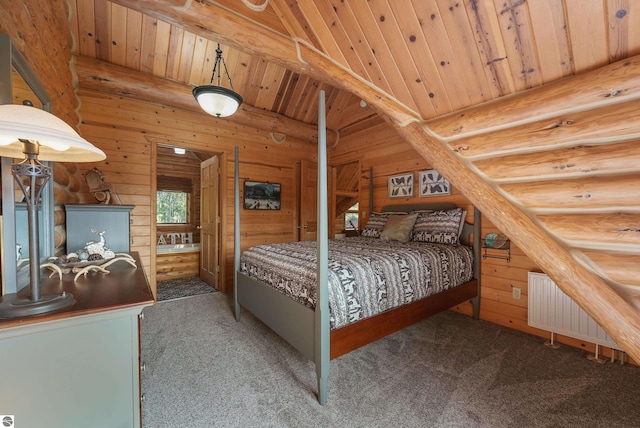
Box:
211, 0, 289, 36
493, 0, 542, 91
69, 0, 640, 135
465, 0, 516, 97
565, 0, 609, 71
359, 2, 431, 117
435, 0, 499, 104
346, 1, 415, 109
527, 0, 573, 83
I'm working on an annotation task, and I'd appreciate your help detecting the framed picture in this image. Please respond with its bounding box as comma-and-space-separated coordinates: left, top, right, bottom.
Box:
388, 172, 414, 198
244, 181, 281, 210
419, 169, 451, 197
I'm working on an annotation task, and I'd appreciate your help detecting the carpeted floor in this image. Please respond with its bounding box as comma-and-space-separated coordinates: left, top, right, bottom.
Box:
140, 293, 640, 427
156, 276, 216, 301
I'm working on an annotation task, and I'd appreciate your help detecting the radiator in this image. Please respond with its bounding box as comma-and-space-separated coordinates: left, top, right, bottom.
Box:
527, 272, 621, 350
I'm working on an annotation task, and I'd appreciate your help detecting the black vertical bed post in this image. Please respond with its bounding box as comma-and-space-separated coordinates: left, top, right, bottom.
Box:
234, 145, 241, 321
472, 207, 481, 320
316, 90, 330, 405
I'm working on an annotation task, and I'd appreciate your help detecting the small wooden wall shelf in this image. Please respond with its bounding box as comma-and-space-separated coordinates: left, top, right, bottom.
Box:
482, 240, 511, 262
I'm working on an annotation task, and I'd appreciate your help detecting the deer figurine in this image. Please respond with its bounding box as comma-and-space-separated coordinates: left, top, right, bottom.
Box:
84, 229, 107, 256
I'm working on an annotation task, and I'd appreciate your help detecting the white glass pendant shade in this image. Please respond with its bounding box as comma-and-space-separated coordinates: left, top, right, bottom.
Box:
0, 104, 106, 162
193, 86, 243, 118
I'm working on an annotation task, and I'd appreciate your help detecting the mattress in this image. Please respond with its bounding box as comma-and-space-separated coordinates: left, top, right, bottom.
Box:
240, 236, 474, 329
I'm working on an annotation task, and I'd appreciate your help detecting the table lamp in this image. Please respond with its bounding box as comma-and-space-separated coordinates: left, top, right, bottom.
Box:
0, 104, 106, 318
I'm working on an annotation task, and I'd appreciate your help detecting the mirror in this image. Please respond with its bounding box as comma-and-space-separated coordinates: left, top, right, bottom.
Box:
0, 34, 54, 295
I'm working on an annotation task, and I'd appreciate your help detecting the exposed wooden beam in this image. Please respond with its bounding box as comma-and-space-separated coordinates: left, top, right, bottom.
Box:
74, 55, 334, 145
394, 120, 640, 364
427, 56, 640, 140
108, 0, 419, 125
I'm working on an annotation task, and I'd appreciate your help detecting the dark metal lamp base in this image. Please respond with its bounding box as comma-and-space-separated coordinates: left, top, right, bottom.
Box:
0, 292, 75, 318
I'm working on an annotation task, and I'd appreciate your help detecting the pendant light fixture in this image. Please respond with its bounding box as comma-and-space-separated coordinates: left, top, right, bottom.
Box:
193, 43, 243, 118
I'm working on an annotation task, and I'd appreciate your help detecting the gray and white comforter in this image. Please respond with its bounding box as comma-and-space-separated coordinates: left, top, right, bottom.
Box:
240, 237, 474, 329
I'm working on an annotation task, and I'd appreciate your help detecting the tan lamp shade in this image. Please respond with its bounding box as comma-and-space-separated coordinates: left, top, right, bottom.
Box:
0, 104, 105, 162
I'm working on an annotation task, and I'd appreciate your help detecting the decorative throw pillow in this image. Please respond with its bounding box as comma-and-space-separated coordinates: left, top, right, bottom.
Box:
361, 212, 389, 238
412, 208, 464, 244
380, 213, 418, 243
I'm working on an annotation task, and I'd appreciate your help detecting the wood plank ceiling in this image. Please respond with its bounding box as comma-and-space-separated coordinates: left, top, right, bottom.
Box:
68, 0, 640, 133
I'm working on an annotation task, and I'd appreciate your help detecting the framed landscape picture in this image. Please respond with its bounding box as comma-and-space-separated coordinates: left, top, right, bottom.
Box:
244, 181, 281, 210
388, 172, 414, 198
419, 169, 450, 197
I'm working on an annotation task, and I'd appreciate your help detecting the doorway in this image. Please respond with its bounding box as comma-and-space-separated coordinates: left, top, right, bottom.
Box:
154, 142, 222, 290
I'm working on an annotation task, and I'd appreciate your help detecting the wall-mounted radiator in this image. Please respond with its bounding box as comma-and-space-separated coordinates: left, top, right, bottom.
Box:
528, 272, 622, 360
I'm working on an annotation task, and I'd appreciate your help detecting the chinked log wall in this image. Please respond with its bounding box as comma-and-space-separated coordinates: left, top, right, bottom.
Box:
76, 88, 317, 295
330, 118, 638, 365
405, 58, 640, 364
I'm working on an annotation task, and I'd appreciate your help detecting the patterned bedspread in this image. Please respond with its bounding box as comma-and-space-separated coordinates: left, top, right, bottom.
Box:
239, 237, 474, 329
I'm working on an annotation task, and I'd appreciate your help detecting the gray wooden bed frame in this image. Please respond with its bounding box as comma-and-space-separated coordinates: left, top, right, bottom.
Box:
233, 91, 481, 405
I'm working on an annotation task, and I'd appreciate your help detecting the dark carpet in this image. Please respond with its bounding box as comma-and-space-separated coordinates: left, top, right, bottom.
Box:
140, 293, 640, 427
156, 276, 216, 301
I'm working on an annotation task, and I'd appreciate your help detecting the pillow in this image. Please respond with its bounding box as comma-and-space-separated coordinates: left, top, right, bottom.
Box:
412, 208, 464, 244
361, 211, 408, 238
380, 213, 418, 243
361, 212, 389, 238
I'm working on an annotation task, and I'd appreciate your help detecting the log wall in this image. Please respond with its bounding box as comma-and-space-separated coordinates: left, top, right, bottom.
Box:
156, 251, 199, 281
77, 88, 317, 295
330, 121, 637, 364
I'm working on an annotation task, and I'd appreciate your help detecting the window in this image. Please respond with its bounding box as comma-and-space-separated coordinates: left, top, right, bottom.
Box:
157, 190, 189, 224
345, 203, 359, 230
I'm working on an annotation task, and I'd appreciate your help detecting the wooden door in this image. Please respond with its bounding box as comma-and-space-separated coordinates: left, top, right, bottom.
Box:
299, 160, 317, 241
200, 155, 219, 288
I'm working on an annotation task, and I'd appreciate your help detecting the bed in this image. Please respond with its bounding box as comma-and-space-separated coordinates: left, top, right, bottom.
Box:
233, 92, 480, 405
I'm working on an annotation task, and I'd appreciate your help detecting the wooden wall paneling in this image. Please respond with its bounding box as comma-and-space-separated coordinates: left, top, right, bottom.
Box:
77, 88, 316, 294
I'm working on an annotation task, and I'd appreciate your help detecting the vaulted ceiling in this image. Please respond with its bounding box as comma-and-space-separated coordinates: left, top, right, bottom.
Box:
68, 0, 640, 135
66, 0, 640, 360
